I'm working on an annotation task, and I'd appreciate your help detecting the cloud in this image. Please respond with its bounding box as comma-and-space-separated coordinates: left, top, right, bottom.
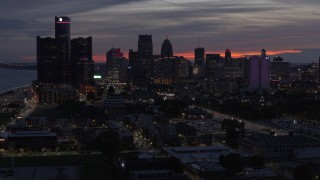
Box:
1, 0, 320, 62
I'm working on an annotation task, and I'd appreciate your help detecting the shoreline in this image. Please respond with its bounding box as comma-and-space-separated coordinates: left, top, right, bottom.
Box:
0, 69, 36, 93
0, 85, 32, 96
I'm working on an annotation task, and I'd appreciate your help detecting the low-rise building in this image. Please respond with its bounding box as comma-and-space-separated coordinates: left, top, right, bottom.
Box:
242, 133, 320, 158
162, 146, 231, 179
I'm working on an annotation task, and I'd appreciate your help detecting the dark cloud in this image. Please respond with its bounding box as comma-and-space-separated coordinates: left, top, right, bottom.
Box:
0, 0, 320, 62
0, 19, 29, 29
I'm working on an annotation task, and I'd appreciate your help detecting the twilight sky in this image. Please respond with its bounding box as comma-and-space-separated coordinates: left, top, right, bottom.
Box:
1, 0, 320, 63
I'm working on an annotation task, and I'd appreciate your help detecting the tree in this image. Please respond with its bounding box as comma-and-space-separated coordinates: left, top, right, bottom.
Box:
95, 130, 122, 180
219, 153, 244, 174
247, 155, 264, 168
107, 86, 115, 95
95, 130, 121, 159
294, 163, 320, 180
86, 91, 96, 102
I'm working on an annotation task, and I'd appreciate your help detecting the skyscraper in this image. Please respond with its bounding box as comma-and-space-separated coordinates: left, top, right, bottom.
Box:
36, 16, 94, 104
194, 47, 205, 77
134, 34, 154, 86
261, 48, 267, 57
37, 36, 58, 83
225, 49, 232, 64
71, 37, 94, 88
55, 16, 71, 83
249, 55, 270, 89
194, 47, 205, 66
138, 34, 153, 59
154, 57, 180, 85
205, 54, 221, 79
161, 37, 173, 58
71, 37, 92, 62
128, 49, 138, 67
106, 48, 127, 83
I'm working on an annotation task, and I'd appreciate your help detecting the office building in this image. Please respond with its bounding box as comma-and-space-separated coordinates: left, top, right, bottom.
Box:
249, 50, 270, 89
154, 57, 179, 85
106, 48, 128, 83
161, 37, 173, 58
71, 37, 92, 62
270, 56, 290, 83
261, 48, 267, 57
36, 37, 58, 84
225, 49, 232, 64
71, 37, 94, 88
178, 57, 191, 79
242, 133, 320, 158
205, 54, 220, 79
55, 16, 72, 83
138, 34, 153, 59
195, 47, 205, 66
38, 84, 77, 105
133, 34, 154, 87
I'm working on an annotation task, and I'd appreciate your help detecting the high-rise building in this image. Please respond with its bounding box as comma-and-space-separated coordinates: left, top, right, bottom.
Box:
161, 37, 173, 58
261, 48, 267, 57
37, 36, 58, 84
127, 49, 138, 86
225, 49, 232, 64
134, 34, 154, 86
71, 37, 94, 88
273, 56, 284, 62
36, 16, 94, 104
319, 57, 320, 83
128, 49, 138, 67
249, 55, 270, 89
71, 37, 92, 62
194, 47, 205, 77
55, 16, 71, 83
138, 34, 153, 59
205, 54, 220, 79
194, 47, 205, 66
154, 57, 180, 85
106, 48, 128, 83
179, 58, 191, 79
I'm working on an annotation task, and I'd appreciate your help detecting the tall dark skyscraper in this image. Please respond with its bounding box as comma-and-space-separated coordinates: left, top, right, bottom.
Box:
71, 37, 92, 62
138, 34, 153, 58
161, 37, 173, 58
128, 49, 138, 67
106, 48, 127, 83
194, 47, 205, 66
55, 16, 71, 83
194, 47, 205, 77
261, 48, 267, 57
71, 37, 94, 88
319, 57, 320, 83
206, 54, 221, 79
249, 55, 270, 89
37, 37, 58, 83
134, 34, 154, 87
225, 49, 232, 64
36, 16, 94, 104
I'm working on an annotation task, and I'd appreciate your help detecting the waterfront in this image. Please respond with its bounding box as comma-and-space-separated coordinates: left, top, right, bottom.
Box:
0, 69, 36, 92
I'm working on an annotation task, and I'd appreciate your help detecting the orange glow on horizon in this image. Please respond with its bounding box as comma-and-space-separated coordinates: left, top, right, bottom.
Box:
21, 49, 302, 63
22, 55, 36, 61
175, 49, 302, 60
93, 55, 105, 62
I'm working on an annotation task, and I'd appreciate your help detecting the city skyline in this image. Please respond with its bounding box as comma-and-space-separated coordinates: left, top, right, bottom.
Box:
1, 0, 320, 63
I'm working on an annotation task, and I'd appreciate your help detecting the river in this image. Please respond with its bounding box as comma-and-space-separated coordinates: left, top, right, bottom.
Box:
0, 69, 36, 92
